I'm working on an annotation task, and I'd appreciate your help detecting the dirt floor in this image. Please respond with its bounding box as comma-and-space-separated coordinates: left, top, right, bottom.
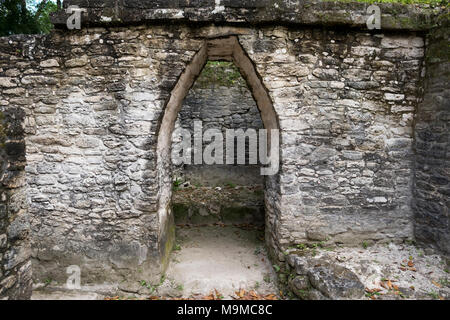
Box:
154, 225, 279, 299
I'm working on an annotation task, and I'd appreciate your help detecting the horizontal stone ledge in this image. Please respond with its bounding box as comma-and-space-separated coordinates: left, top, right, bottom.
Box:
49, 0, 448, 32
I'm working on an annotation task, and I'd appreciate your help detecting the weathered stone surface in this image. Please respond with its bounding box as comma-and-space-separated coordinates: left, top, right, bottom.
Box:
50, 0, 446, 31
288, 275, 310, 292
0, 107, 31, 300
0, 1, 447, 298
413, 23, 450, 257
1, 24, 427, 288
287, 254, 364, 300
307, 260, 364, 299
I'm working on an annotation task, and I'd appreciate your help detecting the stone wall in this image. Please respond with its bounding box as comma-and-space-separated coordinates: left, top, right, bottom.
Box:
240, 28, 425, 256
413, 24, 450, 257
52, 0, 443, 32
0, 29, 202, 287
0, 23, 431, 287
0, 103, 31, 299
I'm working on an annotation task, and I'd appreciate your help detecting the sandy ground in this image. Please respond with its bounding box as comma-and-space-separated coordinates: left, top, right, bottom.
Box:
155, 225, 279, 299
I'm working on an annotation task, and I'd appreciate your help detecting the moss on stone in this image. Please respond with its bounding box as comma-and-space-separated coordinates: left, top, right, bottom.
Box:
194, 61, 246, 89
426, 37, 450, 63
426, 22, 450, 64
172, 203, 190, 224
160, 212, 176, 273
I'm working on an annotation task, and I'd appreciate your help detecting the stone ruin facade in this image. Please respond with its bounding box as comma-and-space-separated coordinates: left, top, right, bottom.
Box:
0, 0, 448, 299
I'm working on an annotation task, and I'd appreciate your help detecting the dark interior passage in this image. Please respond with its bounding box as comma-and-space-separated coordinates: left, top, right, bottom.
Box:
171, 61, 265, 227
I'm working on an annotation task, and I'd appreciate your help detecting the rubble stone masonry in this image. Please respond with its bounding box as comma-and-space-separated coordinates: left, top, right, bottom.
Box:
0, 1, 447, 295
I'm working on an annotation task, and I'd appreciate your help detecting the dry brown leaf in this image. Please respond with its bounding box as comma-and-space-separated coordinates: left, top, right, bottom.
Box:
387, 280, 393, 290
432, 280, 442, 288
205, 293, 215, 300
214, 289, 222, 299
365, 288, 382, 293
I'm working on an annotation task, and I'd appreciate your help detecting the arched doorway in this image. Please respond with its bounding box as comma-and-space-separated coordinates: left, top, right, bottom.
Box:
156, 37, 280, 294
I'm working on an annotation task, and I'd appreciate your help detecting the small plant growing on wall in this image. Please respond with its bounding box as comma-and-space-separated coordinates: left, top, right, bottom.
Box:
172, 178, 182, 191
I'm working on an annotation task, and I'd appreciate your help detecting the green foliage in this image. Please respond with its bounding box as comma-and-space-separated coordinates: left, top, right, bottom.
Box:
224, 181, 236, 188
296, 289, 309, 299
428, 290, 440, 299
195, 61, 246, 89
440, 277, 450, 286
175, 284, 184, 291
0, 0, 58, 36
365, 290, 381, 298
172, 178, 182, 190
44, 278, 52, 287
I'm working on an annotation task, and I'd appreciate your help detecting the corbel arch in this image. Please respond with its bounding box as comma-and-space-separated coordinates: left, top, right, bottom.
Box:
156, 36, 280, 267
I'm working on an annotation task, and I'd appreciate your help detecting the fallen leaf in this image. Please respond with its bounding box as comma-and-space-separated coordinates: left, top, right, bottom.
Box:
387, 280, 393, 290
365, 288, 382, 293
432, 280, 442, 288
